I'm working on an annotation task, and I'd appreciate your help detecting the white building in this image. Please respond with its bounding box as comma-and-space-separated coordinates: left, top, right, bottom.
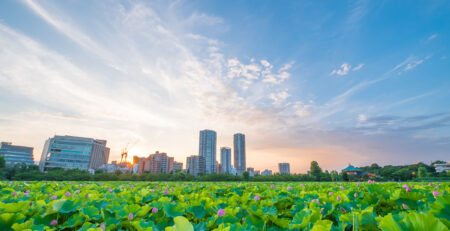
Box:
278, 163, 290, 175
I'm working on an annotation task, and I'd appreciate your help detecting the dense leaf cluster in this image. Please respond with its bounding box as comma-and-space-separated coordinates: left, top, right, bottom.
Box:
0, 181, 448, 230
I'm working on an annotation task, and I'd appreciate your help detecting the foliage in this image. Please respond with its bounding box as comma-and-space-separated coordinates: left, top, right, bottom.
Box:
0, 181, 448, 230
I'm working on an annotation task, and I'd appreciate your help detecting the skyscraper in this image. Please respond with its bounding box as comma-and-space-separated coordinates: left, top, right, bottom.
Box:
279, 163, 290, 175
220, 147, 232, 174
199, 129, 217, 174
39, 135, 110, 172
233, 133, 246, 175
0, 142, 34, 166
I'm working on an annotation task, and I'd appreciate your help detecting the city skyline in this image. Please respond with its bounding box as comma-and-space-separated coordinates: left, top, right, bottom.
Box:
0, 1, 449, 173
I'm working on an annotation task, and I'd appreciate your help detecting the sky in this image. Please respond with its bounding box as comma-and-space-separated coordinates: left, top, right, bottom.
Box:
0, 0, 449, 173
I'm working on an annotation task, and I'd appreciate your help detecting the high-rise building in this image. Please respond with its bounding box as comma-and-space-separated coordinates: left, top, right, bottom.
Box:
0, 142, 34, 166
233, 133, 246, 175
279, 163, 290, 175
199, 129, 217, 174
146, 151, 171, 174
186, 155, 206, 176
39, 135, 110, 172
220, 147, 232, 174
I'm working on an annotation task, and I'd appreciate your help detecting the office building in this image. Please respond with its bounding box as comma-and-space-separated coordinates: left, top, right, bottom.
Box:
262, 169, 272, 176
186, 155, 206, 176
39, 135, 109, 172
279, 163, 290, 175
233, 133, 246, 175
0, 142, 34, 166
220, 147, 232, 174
199, 129, 217, 174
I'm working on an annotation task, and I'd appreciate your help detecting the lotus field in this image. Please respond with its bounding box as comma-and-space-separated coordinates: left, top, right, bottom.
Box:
0, 181, 449, 231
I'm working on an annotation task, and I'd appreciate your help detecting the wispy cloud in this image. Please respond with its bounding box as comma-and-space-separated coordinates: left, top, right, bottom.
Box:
330, 62, 363, 76
427, 33, 438, 41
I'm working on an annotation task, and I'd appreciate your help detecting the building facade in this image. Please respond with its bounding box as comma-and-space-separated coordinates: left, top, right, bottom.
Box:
262, 169, 272, 176
233, 133, 246, 175
0, 142, 34, 166
39, 135, 110, 172
279, 163, 290, 175
172, 161, 183, 172
199, 129, 217, 174
186, 155, 206, 176
247, 167, 255, 177
220, 147, 232, 174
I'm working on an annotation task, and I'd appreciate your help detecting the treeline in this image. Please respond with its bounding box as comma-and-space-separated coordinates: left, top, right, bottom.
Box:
0, 157, 448, 181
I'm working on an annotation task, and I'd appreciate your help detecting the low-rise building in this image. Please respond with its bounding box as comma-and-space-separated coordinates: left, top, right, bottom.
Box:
435, 163, 450, 173
262, 169, 272, 176
0, 142, 34, 166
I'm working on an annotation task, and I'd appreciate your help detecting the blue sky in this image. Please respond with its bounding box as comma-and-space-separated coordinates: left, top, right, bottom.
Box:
0, 0, 449, 172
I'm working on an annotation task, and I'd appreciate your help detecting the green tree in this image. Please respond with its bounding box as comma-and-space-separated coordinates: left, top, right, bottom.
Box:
310, 161, 322, 181
342, 172, 349, 181
418, 167, 427, 178
243, 171, 250, 181
0, 156, 5, 168
330, 170, 339, 181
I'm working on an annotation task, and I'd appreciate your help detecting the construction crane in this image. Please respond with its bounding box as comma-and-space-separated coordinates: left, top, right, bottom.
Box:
120, 139, 139, 164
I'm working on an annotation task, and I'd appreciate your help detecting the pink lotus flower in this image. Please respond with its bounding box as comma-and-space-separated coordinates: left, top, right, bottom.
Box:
217, 209, 226, 217
329, 192, 334, 196
357, 182, 361, 186
354, 193, 358, 198
254, 195, 260, 201
24, 192, 29, 196
128, 213, 133, 220
100, 224, 105, 231
402, 184, 408, 189
402, 203, 408, 210
320, 208, 324, 214
287, 186, 292, 190
312, 199, 319, 204
405, 187, 411, 192
152, 207, 158, 213
131, 186, 135, 189
65, 192, 71, 197
25, 190, 30, 193
337, 196, 341, 201
340, 207, 346, 212
11, 192, 16, 196
151, 189, 155, 192
51, 195, 58, 200
433, 191, 440, 197
108, 188, 113, 193
76, 190, 80, 194
270, 185, 275, 188
50, 220, 57, 226
164, 190, 169, 195
368, 180, 374, 184
340, 186, 345, 190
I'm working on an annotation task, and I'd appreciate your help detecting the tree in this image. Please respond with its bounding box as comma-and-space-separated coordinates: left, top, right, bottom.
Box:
330, 170, 339, 181
342, 172, 349, 181
418, 167, 427, 178
310, 161, 322, 181
243, 171, 250, 181
0, 156, 5, 168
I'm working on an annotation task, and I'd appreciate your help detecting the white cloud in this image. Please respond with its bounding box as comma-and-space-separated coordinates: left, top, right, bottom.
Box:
330, 63, 351, 76
358, 114, 367, 122
226, 58, 293, 86
427, 34, 437, 41
404, 59, 424, 71
352, 63, 364, 71
269, 90, 290, 105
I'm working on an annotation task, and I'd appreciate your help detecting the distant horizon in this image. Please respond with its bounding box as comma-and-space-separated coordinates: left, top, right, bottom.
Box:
0, 1, 449, 173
